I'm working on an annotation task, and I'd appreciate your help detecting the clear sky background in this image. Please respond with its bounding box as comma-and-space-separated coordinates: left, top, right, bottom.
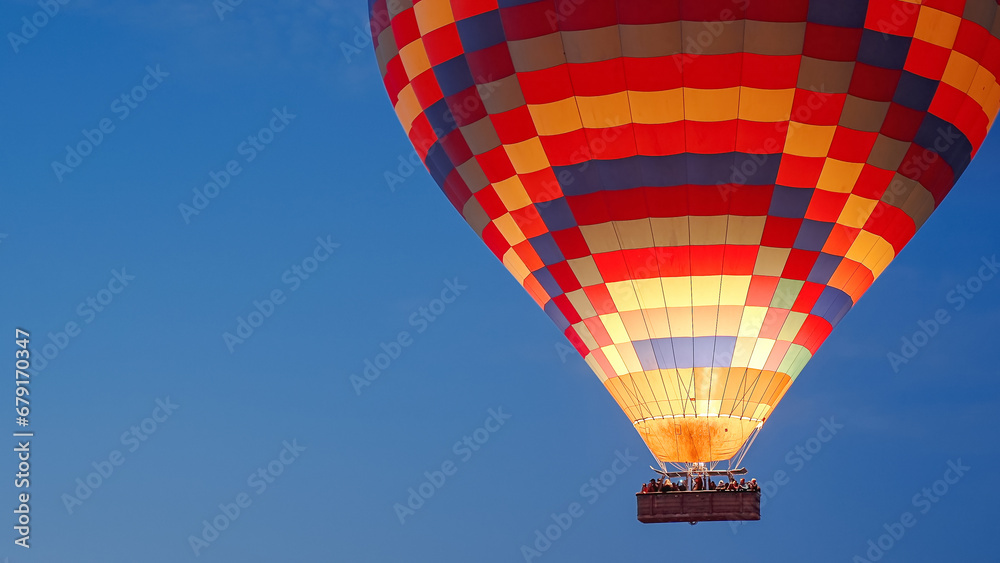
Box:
2, 1, 998, 562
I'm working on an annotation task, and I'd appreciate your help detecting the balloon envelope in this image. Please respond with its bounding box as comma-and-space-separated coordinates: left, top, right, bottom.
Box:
369, 0, 1000, 462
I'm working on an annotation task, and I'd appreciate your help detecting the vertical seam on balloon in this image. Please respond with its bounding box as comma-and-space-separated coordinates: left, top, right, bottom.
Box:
610, 0, 689, 462
706, 3, 751, 467
546, 5, 667, 458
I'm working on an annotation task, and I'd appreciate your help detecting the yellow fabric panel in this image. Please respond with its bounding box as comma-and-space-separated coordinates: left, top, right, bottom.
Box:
719, 275, 752, 306
738, 306, 768, 337
738, 87, 795, 122
753, 247, 790, 276
841, 231, 878, 273
650, 217, 690, 246
620, 310, 653, 339
969, 66, 999, 122
691, 306, 719, 337
576, 92, 632, 128
568, 256, 604, 286
600, 344, 630, 374
866, 238, 895, 279
493, 213, 526, 245
837, 194, 879, 228
607, 280, 642, 311
726, 215, 766, 245
527, 98, 584, 136
689, 215, 729, 245
913, 6, 961, 49
599, 313, 632, 345
665, 307, 694, 337
942, 50, 980, 94
748, 338, 776, 370
640, 369, 675, 405
579, 223, 621, 254
501, 248, 531, 284
784, 122, 836, 157
845, 230, 895, 278
504, 137, 548, 174
692, 399, 723, 416
816, 158, 864, 193
615, 343, 644, 373
604, 377, 631, 417
716, 305, 744, 335
636, 308, 671, 338
731, 336, 757, 366
412, 0, 454, 34
492, 176, 532, 210
691, 275, 722, 306
393, 83, 423, 133
661, 277, 693, 307
398, 39, 432, 82
628, 89, 685, 124
684, 87, 740, 122
633, 278, 667, 308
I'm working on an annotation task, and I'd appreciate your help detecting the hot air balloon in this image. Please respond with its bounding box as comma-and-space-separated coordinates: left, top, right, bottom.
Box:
368, 0, 1000, 522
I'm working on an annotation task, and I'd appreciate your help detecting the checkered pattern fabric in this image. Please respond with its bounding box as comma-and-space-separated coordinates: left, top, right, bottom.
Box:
370, 0, 1000, 462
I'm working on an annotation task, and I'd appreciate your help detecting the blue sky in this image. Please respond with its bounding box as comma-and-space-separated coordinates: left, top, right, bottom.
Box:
2, 1, 998, 561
